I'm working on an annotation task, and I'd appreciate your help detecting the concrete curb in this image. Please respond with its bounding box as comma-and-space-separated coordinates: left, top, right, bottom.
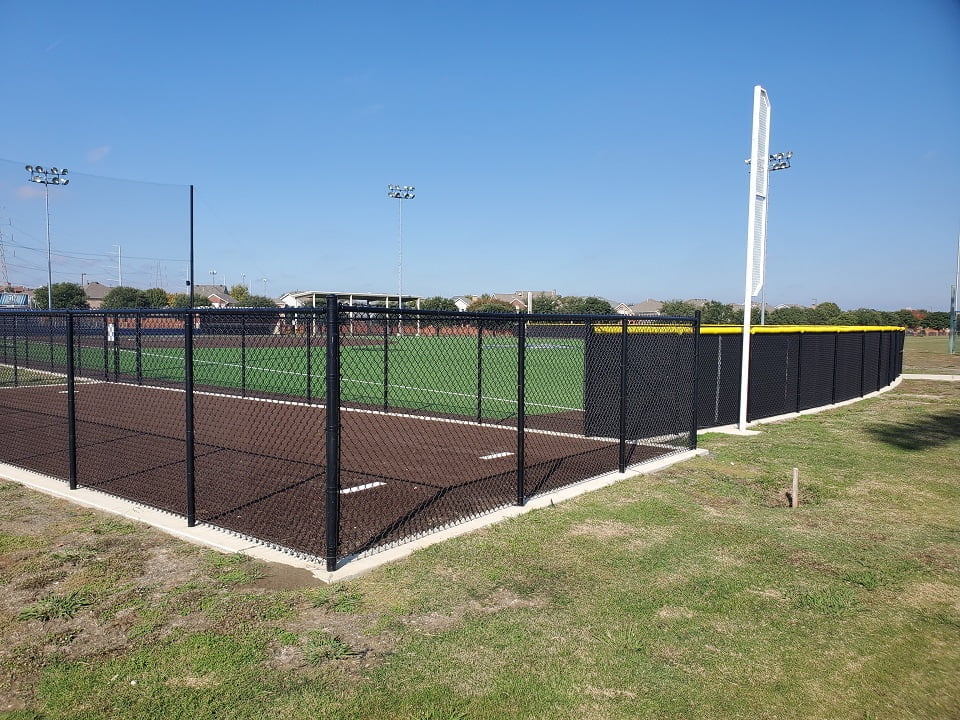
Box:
1, 448, 707, 583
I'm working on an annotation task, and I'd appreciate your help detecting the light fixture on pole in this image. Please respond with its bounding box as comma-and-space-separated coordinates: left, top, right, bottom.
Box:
25, 165, 70, 310
387, 184, 415, 336
209, 269, 217, 287
745, 151, 793, 324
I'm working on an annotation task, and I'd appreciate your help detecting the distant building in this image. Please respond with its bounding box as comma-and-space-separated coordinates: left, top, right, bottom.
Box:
615, 299, 664, 316
192, 284, 237, 308
83, 282, 111, 309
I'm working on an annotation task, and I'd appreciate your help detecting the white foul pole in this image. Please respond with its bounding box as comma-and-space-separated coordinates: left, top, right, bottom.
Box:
739, 86, 771, 431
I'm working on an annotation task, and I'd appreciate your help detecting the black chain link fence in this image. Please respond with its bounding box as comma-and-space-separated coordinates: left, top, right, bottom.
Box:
696, 327, 904, 427
0, 304, 903, 569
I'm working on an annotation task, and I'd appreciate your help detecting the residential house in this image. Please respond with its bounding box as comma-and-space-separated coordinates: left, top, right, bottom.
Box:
192, 284, 236, 308
83, 282, 111, 309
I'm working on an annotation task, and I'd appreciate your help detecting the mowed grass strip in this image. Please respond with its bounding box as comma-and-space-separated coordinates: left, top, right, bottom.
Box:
902, 335, 960, 374
1, 343, 957, 718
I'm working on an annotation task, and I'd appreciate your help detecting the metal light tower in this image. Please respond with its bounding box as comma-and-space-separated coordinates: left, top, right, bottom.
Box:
25, 165, 70, 309
745, 151, 793, 324
387, 184, 415, 335
950, 227, 959, 355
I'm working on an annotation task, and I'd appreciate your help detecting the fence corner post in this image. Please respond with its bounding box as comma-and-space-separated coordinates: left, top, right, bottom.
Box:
691, 310, 701, 450
325, 294, 342, 572
516, 313, 526, 505
618, 316, 628, 473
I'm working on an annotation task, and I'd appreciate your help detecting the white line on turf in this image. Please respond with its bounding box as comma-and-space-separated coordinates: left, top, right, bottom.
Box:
340, 481, 386, 494
116, 347, 581, 413
479, 451, 513, 460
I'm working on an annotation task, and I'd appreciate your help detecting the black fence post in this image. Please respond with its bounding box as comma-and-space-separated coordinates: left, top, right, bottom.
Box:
305, 314, 313, 404
876, 331, 883, 390
112, 313, 120, 381
185, 310, 196, 527
516, 314, 526, 505
241, 314, 247, 398
618, 317, 628, 473
691, 311, 701, 450
66, 313, 78, 490
136, 314, 143, 386
382, 313, 389, 412
48, 313, 55, 371
859, 331, 866, 397
324, 295, 342, 572
795, 331, 804, 412
102, 315, 109, 380
831, 331, 839, 404
476, 318, 484, 424
11, 315, 19, 386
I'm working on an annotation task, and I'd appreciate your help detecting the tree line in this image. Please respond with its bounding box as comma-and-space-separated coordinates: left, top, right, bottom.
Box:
420, 295, 949, 329
32, 283, 276, 309
658, 300, 951, 330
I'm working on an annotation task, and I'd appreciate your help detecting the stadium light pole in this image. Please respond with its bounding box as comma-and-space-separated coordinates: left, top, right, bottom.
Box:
745, 151, 793, 324
25, 165, 70, 310
387, 184, 415, 335
950, 227, 959, 355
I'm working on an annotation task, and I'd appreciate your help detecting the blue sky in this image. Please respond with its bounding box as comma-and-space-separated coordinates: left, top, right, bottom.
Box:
1, 0, 958, 310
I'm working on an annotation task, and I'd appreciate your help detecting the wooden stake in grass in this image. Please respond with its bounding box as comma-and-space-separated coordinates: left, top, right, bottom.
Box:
790, 467, 799, 508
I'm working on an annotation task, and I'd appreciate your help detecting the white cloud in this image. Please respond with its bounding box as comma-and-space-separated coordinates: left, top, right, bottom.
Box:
87, 145, 111, 162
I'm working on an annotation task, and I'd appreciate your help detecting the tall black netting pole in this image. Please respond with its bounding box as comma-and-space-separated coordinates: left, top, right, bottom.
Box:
185, 310, 196, 527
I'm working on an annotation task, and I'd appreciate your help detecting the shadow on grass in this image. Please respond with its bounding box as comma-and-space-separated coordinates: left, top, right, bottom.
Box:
866, 409, 960, 451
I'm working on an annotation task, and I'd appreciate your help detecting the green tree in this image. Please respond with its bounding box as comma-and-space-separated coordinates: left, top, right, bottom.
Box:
922, 311, 950, 330
143, 288, 170, 308
660, 299, 697, 317
468, 298, 515, 313
419, 296, 458, 333
229, 284, 250, 304
811, 301, 842, 324
420, 296, 457, 312
241, 294, 278, 308
170, 293, 212, 308
700, 300, 739, 325
101, 286, 149, 309
849, 308, 883, 326
532, 295, 560, 313
556, 296, 613, 315
894, 309, 921, 329
33, 282, 89, 309
577, 296, 614, 315
767, 306, 811, 325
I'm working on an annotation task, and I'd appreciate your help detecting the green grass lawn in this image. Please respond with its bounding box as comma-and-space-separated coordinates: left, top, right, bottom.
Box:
1, 359, 957, 717
902, 336, 960, 374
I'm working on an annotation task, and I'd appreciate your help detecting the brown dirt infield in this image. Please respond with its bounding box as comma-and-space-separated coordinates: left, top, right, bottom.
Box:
0, 380, 675, 563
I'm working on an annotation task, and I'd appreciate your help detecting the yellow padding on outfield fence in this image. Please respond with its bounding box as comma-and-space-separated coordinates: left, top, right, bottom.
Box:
589, 324, 904, 335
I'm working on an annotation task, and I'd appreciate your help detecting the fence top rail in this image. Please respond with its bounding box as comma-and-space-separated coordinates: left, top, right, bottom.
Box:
337, 305, 698, 324
700, 324, 904, 335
